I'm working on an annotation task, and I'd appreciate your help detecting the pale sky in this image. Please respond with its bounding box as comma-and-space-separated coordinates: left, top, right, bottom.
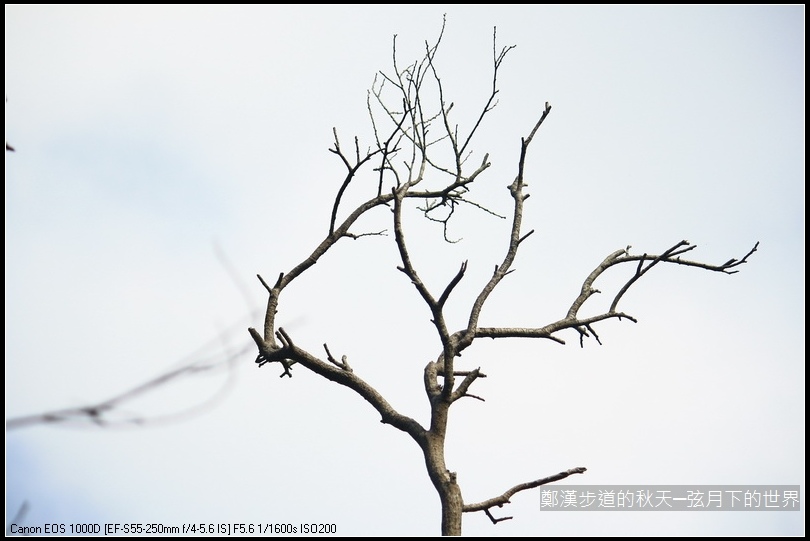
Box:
5, 5, 805, 536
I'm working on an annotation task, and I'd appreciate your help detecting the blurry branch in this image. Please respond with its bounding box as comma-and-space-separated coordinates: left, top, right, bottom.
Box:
8, 244, 262, 431
5, 501, 30, 536
6, 312, 256, 431
214, 239, 261, 315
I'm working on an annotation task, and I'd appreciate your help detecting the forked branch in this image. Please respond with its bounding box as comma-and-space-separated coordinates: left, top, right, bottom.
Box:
455, 240, 758, 350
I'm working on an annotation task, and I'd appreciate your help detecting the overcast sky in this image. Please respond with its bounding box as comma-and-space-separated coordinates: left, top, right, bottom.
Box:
5, 5, 804, 536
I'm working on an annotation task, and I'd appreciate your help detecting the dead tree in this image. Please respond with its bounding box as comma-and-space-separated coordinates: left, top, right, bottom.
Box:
248, 21, 757, 536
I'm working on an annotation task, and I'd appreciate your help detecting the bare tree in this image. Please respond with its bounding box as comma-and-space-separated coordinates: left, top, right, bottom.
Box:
248, 21, 757, 536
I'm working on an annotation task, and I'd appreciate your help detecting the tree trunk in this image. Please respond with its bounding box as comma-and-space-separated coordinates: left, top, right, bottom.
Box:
422, 426, 463, 535
438, 476, 463, 536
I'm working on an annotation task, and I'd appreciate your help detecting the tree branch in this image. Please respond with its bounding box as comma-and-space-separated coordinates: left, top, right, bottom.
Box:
437, 260, 468, 309
450, 367, 486, 403
608, 240, 759, 312
328, 129, 383, 236
261, 327, 427, 443
458, 102, 553, 355
463, 466, 588, 518
455, 241, 758, 350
